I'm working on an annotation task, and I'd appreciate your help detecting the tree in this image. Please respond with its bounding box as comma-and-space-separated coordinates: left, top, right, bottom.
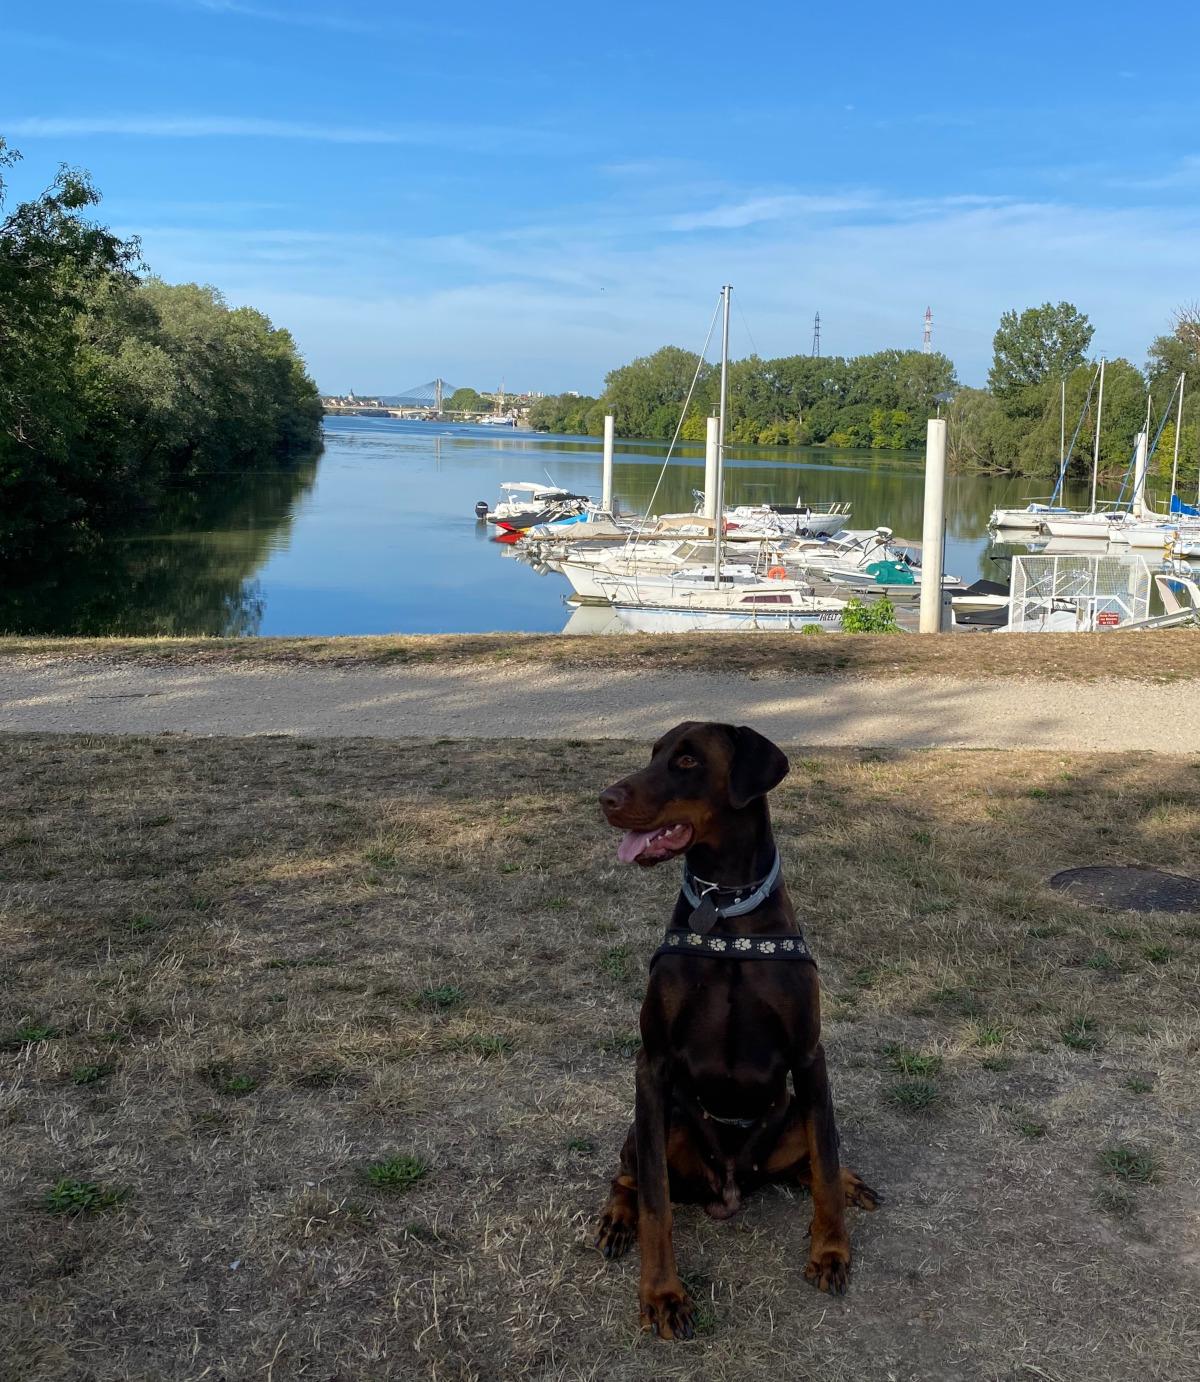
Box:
527, 393, 599, 434
988, 302, 1094, 395
0, 139, 321, 558
444, 387, 485, 413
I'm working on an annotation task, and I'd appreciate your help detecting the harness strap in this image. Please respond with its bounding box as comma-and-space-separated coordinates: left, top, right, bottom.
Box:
650, 927, 815, 967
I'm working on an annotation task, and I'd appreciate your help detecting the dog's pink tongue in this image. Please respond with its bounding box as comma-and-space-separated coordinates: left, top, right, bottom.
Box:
617, 829, 656, 864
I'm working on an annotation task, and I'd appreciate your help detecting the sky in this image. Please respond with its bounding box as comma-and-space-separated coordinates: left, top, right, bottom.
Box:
5, 1, 1200, 395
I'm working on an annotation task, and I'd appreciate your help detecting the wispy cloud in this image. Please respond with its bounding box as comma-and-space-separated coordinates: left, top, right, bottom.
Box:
187, 0, 375, 31
4, 114, 526, 152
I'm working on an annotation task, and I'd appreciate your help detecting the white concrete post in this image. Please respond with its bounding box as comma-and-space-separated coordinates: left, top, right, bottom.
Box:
601, 412, 615, 513
919, 418, 948, 634
704, 414, 719, 520
1131, 429, 1148, 519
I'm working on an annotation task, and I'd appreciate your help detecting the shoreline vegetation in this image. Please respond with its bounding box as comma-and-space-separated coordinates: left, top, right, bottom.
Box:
0, 138, 322, 562
525, 302, 1200, 485
3, 630, 1200, 680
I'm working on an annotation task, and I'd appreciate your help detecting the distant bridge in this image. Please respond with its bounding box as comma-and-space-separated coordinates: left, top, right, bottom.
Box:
379, 379, 458, 409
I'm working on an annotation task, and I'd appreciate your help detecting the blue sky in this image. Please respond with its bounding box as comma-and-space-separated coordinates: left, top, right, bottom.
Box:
5, 0, 1200, 394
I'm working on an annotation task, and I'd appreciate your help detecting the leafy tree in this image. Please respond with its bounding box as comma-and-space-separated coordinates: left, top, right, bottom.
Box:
0, 139, 320, 558
988, 302, 1093, 395
602, 346, 712, 441
444, 387, 486, 413
527, 393, 599, 434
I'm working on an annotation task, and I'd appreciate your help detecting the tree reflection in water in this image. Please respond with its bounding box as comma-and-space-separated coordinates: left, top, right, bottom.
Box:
0, 451, 320, 636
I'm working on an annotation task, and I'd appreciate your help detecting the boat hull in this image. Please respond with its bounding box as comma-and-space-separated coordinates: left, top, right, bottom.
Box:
613, 604, 844, 633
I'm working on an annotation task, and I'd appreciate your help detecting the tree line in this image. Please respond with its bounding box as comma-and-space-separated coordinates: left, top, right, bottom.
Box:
527, 301, 1200, 486
528, 347, 956, 451
0, 139, 322, 559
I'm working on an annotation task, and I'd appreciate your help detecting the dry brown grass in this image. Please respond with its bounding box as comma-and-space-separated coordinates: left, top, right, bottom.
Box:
4, 628, 1200, 680
2, 733, 1200, 1381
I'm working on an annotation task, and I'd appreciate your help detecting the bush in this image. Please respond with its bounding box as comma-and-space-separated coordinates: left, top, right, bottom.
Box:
840, 595, 899, 633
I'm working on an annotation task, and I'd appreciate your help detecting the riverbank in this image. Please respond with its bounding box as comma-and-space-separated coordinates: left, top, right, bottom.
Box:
3, 629, 1200, 680
3, 656, 1199, 749
2, 733, 1196, 1380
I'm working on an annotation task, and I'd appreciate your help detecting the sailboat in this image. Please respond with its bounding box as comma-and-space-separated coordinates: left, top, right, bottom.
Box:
598, 285, 849, 631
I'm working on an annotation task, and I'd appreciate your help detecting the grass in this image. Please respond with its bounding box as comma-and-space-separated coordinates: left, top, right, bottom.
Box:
42, 1180, 126, 1214
2, 735, 1199, 1380
1098, 1145, 1158, 1184
7, 628, 1200, 680
361, 1155, 429, 1191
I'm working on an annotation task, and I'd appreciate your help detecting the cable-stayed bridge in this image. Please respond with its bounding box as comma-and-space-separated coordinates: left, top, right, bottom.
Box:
379, 379, 457, 409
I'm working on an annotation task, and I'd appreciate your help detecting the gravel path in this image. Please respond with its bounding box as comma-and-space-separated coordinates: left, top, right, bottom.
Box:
0, 659, 1192, 750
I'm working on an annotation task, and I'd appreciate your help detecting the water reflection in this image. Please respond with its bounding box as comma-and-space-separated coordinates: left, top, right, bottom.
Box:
0, 418, 1127, 636
0, 455, 319, 635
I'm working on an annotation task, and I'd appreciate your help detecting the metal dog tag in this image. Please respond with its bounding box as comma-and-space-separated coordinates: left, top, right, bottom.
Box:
688, 896, 719, 934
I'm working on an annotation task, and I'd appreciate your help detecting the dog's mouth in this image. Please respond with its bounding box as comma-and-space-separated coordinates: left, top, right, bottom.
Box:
617, 823, 694, 866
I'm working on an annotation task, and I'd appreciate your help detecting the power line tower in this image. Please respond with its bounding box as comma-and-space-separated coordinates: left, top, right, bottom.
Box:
811, 311, 821, 358
923, 307, 932, 355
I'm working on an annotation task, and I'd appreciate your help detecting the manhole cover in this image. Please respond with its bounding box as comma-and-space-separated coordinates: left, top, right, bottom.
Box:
1048, 865, 1200, 913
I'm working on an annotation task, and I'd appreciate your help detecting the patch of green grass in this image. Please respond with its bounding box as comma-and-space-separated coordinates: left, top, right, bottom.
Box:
362, 1155, 428, 1191
886, 1079, 942, 1112
974, 1023, 1006, 1047
1141, 944, 1175, 964
598, 1033, 642, 1059
567, 1138, 594, 1153
1026, 926, 1057, 939
599, 944, 629, 981
1025, 788, 1048, 799
1098, 1145, 1157, 1183
418, 983, 464, 1009
71, 1064, 112, 1085
1122, 1075, 1153, 1094
43, 1180, 127, 1214
0, 1023, 59, 1050
144, 814, 173, 827
1062, 1016, 1102, 1051
215, 1073, 258, 1096
1104, 925, 1137, 940
1085, 950, 1115, 970
362, 848, 396, 867
263, 954, 334, 970
465, 1034, 511, 1059
981, 1055, 1013, 1071
1003, 1106, 1047, 1139
127, 914, 163, 934
678, 1271, 718, 1335
881, 1043, 942, 1078
909, 831, 931, 845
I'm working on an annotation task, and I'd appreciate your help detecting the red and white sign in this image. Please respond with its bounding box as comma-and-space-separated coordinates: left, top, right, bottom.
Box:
1096, 612, 1120, 627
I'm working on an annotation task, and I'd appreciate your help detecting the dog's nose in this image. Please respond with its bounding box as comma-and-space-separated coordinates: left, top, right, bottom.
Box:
599, 784, 629, 814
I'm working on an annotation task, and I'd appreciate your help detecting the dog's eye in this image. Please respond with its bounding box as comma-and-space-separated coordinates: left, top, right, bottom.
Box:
676, 755, 698, 769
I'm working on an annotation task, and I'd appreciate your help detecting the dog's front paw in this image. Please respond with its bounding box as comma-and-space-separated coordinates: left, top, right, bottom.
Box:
805, 1244, 851, 1295
639, 1281, 695, 1339
842, 1168, 881, 1211
593, 1204, 637, 1259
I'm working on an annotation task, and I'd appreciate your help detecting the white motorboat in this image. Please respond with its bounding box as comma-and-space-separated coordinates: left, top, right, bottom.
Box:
726, 501, 850, 539
476, 481, 590, 532
592, 563, 800, 605
612, 588, 847, 633
989, 503, 1074, 531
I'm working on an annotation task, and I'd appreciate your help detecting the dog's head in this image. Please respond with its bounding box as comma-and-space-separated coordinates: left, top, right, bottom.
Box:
598, 721, 789, 867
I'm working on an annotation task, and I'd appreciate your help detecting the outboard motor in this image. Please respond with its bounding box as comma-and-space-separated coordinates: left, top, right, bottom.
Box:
474, 500, 489, 520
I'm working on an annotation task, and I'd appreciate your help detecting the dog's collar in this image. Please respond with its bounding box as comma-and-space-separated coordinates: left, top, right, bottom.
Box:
682, 848, 781, 931
651, 927, 814, 966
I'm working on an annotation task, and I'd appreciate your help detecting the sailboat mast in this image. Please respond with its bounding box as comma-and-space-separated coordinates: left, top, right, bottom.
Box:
1090, 358, 1106, 512
1060, 379, 1065, 472
1171, 373, 1185, 507
713, 284, 731, 589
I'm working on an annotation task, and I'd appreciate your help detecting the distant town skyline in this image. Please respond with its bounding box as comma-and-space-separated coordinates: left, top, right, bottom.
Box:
7, 1, 1200, 393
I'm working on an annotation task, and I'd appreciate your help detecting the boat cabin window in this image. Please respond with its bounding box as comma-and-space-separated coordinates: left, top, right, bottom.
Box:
741, 594, 793, 604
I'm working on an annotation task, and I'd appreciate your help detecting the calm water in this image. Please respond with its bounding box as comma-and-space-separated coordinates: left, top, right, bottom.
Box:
1, 417, 1125, 636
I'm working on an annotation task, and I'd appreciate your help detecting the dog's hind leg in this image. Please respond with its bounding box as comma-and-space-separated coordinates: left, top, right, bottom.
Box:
763, 1103, 879, 1210
594, 1125, 639, 1259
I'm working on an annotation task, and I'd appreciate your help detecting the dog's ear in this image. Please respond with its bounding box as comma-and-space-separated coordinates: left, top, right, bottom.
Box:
727, 725, 789, 809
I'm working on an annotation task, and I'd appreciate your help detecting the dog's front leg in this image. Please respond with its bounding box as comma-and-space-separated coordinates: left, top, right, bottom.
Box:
633, 1051, 694, 1339
796, 1044, 853, 1295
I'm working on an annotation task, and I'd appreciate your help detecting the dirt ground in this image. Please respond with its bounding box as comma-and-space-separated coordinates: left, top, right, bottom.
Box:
2, 734, 1199, 1381
4, 627, 1200, 681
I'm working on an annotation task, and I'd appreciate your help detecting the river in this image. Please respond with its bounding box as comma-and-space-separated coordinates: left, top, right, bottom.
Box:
0, 417, 1129, 636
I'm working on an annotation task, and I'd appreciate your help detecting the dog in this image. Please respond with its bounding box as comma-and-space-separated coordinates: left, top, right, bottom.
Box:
594, 721, 877, 1339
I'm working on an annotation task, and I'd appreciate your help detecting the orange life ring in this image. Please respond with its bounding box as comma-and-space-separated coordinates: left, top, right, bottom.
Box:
767, 566, 787, 581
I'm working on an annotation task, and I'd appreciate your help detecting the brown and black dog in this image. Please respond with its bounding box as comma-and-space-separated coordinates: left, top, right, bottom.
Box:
594, 721, 877, 1339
